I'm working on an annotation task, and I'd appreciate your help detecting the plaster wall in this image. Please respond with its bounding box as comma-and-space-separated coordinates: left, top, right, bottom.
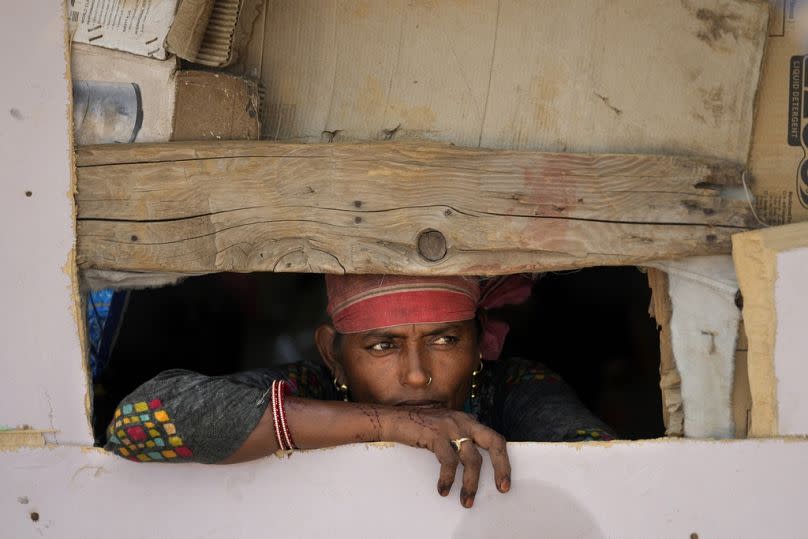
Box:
2, 2, 808, 539
773, 248, 808, 435
0, 0, 92, 444
2, 441, 808, 538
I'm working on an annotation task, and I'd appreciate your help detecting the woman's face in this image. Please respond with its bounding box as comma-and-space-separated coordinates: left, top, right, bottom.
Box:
317, 320, 479, 410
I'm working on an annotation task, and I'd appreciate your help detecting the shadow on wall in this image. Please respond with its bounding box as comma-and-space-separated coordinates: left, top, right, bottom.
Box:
453, 480, 602, 538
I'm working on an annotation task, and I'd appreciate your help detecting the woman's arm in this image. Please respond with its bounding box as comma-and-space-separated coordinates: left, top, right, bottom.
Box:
223, 397, 511, 509
106, 368, 509, 508
219, 397, 383, 462
104, 369, 272, 463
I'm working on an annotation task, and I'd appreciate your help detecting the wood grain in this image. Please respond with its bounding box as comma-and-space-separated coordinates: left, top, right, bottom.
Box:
77, 141, 755, 275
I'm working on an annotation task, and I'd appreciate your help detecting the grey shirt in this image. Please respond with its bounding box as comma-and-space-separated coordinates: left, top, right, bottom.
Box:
104, 358, 613, 463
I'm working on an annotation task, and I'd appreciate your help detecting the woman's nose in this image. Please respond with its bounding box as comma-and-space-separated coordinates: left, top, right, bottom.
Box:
399, 345, 431, 387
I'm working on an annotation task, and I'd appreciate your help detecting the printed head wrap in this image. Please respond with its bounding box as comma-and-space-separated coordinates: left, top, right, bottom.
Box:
325, 274, 534, 361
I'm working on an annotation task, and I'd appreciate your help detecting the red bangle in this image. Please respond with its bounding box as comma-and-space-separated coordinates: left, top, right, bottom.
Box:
271, 380, 297, 451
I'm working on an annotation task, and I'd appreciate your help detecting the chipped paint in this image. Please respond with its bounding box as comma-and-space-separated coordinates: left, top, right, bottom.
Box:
80, 445, 108, 455
366, 441, 396, 449
13, 436, 808, 462
0, 429, 55, 451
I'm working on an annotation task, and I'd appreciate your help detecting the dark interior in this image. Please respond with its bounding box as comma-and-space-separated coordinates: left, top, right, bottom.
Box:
91, 268, 664, 444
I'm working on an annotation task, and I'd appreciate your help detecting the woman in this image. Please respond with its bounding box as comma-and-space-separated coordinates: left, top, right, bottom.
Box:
105, 274, 612, 508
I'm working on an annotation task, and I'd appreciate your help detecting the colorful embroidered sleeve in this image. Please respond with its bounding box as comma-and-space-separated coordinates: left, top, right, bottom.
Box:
104, 361, 335, 464
489, 358, 615, 442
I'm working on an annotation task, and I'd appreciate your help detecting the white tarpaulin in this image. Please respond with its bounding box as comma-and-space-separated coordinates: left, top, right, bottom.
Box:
649, 256, 741, 439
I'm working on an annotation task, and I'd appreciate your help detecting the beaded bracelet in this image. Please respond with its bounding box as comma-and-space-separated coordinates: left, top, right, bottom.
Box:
271, 380, 297, 451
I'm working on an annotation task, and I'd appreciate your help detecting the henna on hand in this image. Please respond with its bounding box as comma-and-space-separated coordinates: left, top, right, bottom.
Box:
380, 406, 511, 508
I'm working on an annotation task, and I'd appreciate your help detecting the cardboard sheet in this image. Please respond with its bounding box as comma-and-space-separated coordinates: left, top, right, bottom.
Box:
748, 0, 808, 224
172, 71, 261, 141
166, 0, 263, 67
68, 0, 178, 59
258, 0, 768, 164
164, 0, 215, 61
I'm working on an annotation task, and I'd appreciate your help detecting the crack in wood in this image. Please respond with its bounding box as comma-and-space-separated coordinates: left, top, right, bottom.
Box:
78, 154, 335, 167
79, 210, 747, 230
75, 142, 754, 274
77, 205, 267, 223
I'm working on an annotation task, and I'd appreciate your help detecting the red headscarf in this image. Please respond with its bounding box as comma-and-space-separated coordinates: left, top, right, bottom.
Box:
325, 274, 534, 361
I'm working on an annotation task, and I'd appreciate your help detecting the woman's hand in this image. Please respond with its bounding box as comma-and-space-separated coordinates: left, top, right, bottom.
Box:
381, 407, 511, 508
226, 397, 509, 509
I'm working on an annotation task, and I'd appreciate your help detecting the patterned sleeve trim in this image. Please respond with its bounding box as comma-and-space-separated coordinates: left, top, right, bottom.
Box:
104, 369, 268, 464
104, 361, 336, 464
106, 398, 192, 462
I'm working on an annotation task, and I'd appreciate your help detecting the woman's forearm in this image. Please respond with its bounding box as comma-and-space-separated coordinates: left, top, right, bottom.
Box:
219, 396, 510, 508
219, 397, 388, 464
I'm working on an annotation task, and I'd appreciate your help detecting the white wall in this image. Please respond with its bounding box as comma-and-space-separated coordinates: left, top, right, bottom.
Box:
3, 441, 808, 539
774, 247, 808, 435
2, 2, 808, 539
0, 0, 91, 444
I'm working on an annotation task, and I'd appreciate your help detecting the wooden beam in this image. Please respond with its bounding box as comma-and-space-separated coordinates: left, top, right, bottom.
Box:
76, 141, 756, 275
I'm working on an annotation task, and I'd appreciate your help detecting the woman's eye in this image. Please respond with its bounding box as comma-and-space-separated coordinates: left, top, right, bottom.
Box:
369, 342, 395, 352
433, 335, 459, 346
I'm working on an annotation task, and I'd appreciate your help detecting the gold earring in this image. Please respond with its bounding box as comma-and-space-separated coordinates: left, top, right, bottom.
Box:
470, 356, 484, 399
333, 378, 349, 402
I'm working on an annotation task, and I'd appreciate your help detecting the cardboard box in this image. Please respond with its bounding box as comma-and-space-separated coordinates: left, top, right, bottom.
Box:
172, 71, 260, 141
71, 44, 178, 142
748, 0, 808, 224
71, 45, 260, 143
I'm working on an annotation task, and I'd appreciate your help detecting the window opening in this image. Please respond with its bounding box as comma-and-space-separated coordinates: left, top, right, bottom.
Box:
504, 267, 663, 439
90, 268, 662, 445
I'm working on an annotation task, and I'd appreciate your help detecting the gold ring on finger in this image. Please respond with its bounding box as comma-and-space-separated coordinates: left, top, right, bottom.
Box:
450, 437, 472, 452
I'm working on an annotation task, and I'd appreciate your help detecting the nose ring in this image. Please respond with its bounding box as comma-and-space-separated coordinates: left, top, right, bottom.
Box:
426, 376, 433, 386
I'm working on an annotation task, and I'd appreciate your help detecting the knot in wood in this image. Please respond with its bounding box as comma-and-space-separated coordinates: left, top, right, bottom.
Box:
417, 229, 447, 262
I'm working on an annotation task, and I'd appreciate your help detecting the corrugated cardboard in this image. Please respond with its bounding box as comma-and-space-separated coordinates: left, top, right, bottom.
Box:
748, 0, 808, 224
165, 0, 216, 62
257, 0, 768, 164
165, 0, 263, 67
172, 71, 260, 141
